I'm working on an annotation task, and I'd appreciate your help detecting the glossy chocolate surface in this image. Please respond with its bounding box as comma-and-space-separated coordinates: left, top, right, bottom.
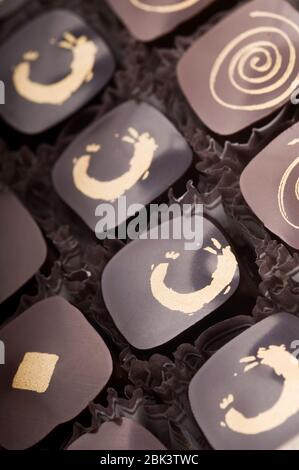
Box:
0, 297, 113, 449
53, 100, 192, 234
102, 216, 240, 349
177, 0, 299, 135
0, 10, 115, 134
189, 313, 299, 450
240, 122, 299, 249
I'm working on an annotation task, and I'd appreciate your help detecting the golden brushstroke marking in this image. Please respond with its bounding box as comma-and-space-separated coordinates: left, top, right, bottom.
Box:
13, 32, 97, 105
129, 0, 200, 13
210, 11, 299, 111
12, 352, 59, 394
150, 238, 237, 315
73, 129, 158, 201
220, 345, 299, 434
277, 138, 299, 230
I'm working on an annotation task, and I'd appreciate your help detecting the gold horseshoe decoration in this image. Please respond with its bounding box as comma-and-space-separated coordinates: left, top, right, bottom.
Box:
13, 33, 97, 105
150, 238, 238, 315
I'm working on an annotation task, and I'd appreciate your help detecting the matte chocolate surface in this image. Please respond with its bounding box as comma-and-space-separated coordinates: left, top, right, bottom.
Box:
0, 10, 115, 134
102, 216, 240, 349
106, 0, 215, 42
0, 0, 27, 19
0, 191, 47, 304
53, 100, 192, 234
177, 0, 299, 135
0, 297, 113, 449
240, 122, 299, 250
189, 313, 299, 450
67, 418, 166, 450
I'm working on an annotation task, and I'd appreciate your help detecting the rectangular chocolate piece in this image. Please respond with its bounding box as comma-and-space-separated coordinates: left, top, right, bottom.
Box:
52, 100, 192, 234
106, 0, 215, 42
102, 216, 239, 349
0, 297, 113, 450
177, 0, 299, 135
189, 313, 299, 450
0, 0, 27, 19
0, 191, 47, 304
240, 122, 299, 249
0, 10, 115, 134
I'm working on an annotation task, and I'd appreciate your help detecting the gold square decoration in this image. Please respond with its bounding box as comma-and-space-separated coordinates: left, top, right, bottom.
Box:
12, 352, 59, 394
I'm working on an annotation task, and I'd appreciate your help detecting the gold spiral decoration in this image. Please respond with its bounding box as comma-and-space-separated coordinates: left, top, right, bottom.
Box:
277, 139, 299, 230
129, 0, 200, 13
210, 11, 299, 111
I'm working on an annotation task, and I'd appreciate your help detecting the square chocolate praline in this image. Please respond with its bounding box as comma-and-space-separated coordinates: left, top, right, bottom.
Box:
0, 0, 27, 19
0, 10, 115, 134
52, 100, 192, 234
102, 216, 240, 350
0, 297, 113, 450
240, 122, 299, 250
0, 191, 47, 304
189, 313, 299, 450
177, 0, 299, 136
67, 418, 166, 450
106, 0, 215, 42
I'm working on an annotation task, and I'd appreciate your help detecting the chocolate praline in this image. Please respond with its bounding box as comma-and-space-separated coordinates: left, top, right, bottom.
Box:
102, 215, 240, 350
240, 122, 299, 250
189, 313, 299, 450
52, 100, 192, 235
177, 0, 299, 136
0, 9, 115, 134
0, 297, 113, 449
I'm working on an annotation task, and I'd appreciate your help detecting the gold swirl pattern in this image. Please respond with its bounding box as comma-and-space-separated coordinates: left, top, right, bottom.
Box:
210, 11, 299, 111
129, 0, 200, 13
277, 138, 299, 230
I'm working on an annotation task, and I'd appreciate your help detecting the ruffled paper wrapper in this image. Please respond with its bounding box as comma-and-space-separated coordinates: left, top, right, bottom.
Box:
0, 0, 299, 451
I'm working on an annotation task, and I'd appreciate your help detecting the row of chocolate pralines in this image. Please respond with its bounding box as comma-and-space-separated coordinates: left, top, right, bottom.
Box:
2, 294, 299, 450
1, 0, 299, 137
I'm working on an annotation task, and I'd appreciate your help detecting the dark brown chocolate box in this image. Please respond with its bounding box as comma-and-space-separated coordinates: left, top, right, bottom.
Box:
177, 0, 299, 135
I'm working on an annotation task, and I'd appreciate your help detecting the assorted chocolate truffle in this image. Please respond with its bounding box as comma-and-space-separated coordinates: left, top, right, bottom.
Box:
0, 0, 27, 19
102, 216, 240, 349
0, 10, 115, 134
177, 0, 299, 135
0, 190, 47, 304
106, 0, 215, 42
53, 100, 192, 235
240, 122, 299, 250
0, 297, 113, 449
67, 418, 166, 450
189, 313, 299, 450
